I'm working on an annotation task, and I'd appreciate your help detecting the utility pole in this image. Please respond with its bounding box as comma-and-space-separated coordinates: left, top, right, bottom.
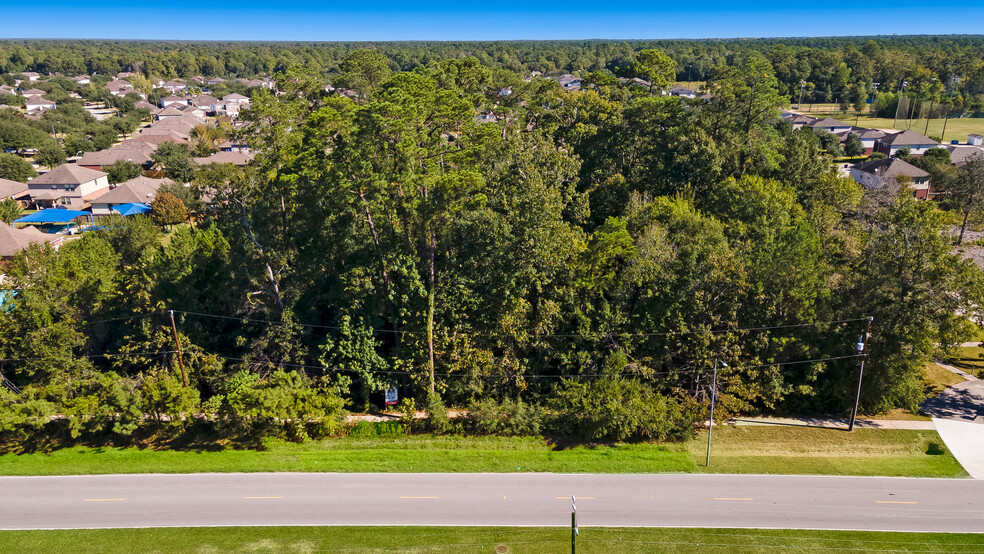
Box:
705, 360, 726, 467
169, 310, 188, 387
571, 495, 577, 554
848, 317, 874, 432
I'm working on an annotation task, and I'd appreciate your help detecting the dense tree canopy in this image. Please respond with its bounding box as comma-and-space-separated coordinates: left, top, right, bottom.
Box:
2, 41, 983, 448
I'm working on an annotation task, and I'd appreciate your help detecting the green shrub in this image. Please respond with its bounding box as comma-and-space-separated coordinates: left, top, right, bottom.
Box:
217, 370, 346, 441
464, 397, 544, 436
397, 398, 417, 432
548, 378, 690, 442
423, 392, 453, 434
348, 421, 404, 437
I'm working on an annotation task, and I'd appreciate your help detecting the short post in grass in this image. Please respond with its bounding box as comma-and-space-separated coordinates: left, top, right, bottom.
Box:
705, 359, 726, 467
848, 316, 874, 432
571, 495, 577, 554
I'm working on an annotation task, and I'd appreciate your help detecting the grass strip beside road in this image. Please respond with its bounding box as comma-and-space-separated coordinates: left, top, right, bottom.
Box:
0, 428, 965, 477
2, 526, 983, 553
692, 427, 964, 477
0, 435, 696, 475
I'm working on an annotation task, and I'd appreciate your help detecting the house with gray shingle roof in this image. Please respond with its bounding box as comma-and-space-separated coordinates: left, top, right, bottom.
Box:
875, 130, 939, 157
850, 157, 932, 199
27, 164, 110, 209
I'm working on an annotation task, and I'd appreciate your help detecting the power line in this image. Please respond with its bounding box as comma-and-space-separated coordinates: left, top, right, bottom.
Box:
171, 309, 869, 339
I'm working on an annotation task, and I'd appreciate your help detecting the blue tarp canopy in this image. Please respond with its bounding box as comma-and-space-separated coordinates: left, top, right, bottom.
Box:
111, 203, 151, 216
14, 209, 91, 223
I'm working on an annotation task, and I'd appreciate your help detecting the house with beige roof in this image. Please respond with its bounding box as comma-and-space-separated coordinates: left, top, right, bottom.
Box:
27, 164, 110, 209
90, 176, 171, 216
78, 142, 157, 171
24, 95, 55, 112
0, 221, 61, 260
194, 151, 254, 166
0, 178, 30, 204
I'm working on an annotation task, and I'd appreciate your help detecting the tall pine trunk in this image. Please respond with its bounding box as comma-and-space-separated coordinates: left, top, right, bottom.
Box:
426, 228, 436, 393
959, 210, 970, 245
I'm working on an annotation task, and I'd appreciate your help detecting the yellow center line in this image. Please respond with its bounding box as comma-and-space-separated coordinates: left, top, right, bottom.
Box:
556, 496, 595, 500
399, 496, 439, 499
83, 498, 126, 502
713, 497, 754, 501
243, 496, 284, 499
876, 500, 917, 504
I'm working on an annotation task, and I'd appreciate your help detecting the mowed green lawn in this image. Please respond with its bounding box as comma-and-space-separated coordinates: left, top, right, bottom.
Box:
691, 427, 963, 477
0, 426, 965, 478
2, 526, 982, 553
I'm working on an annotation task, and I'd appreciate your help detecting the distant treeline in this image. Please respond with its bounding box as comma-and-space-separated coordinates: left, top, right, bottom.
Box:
2, 36, 984, 108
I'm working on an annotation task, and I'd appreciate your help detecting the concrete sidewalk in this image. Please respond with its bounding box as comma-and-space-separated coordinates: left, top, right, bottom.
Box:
934, 418, 984, 478
728, 416, 936, 430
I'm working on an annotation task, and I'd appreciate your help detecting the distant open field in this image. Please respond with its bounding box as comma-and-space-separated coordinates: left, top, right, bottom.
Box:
791, 103, 984, 144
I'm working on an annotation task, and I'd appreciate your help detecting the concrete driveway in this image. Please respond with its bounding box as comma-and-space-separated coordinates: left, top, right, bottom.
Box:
921, 369, 984, 422
934, 418, 984, 478
922, 363, 984, 478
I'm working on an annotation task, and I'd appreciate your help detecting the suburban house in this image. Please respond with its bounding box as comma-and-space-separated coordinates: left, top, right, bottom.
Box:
854, 129, 886, 155
947, 145, 984, 167
194, 151, 255, 166
163, 80, 188, 94
850, 157, 932, 199
106, 80, 136, 97
221, 93, 249, 106
787, 114, 816, 129
666, 85, 697, 98
190, 94, 219, 112
161, 95, 189, 108
90, 176, 170, 216
78, 141, 157, 170
156, 105, 188, 119
24, 95, 55, 112
0, 178, 30, 205
72, 75, 91, 86
130, 130, 187, 145
808, 117, 852, 134
21, 72, 40, 82
0, 221, 61, 260
27, 164, 110, 209
874, 130, 939, 157
19, 88, 46, 97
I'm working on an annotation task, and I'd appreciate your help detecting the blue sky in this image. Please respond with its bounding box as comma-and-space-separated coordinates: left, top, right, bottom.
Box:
2, 1, 982, 41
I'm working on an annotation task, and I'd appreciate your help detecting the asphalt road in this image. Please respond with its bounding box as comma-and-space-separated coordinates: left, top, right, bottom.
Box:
3, 473, 984, 532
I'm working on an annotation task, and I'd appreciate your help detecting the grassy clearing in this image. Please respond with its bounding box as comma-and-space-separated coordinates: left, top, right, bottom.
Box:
690, 427, 964, 477
2, 526, 982, 553
924, 362, 967, 397
791, 104, 984, 143
0, 426, 964, 478
946, 346, 984, 377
